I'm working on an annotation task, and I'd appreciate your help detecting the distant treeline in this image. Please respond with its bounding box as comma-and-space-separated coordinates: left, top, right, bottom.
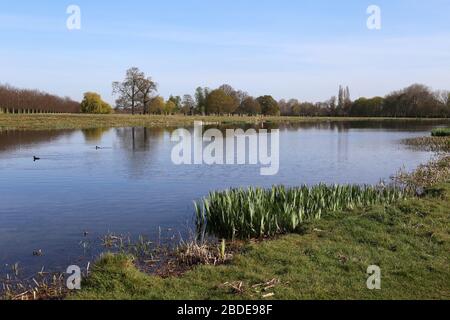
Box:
2, 71, 450, 118
113, 68, 450, 118
0, 84, 80, 114
186, 83, 449, 118
279, 84, 450, 118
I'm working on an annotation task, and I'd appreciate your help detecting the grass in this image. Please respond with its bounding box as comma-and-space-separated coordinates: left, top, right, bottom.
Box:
72, 181, 450, 300
432, 128, 450, 137
0, 113, 449, 131
195, 185, 408, 239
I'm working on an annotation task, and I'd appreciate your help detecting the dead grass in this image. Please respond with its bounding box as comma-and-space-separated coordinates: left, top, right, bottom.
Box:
175, 239, 233, 267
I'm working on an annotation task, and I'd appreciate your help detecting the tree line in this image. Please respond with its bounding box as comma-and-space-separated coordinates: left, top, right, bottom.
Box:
113, 68, 450, 118
0, 84, 80, 114
111, 68, 283, 116
2, 67, 450, 118
280, 84, 450, 118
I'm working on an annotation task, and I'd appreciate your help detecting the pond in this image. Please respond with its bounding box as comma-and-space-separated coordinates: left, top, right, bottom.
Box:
0, 120, 448, 276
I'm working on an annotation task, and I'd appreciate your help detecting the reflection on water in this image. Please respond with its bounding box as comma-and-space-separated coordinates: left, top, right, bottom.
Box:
0, 120, 448, 276
0, 130, 75, 152
82, 128, 111, 143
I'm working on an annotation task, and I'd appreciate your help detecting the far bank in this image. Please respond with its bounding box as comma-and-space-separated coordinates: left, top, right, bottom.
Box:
1, 114, 450, 131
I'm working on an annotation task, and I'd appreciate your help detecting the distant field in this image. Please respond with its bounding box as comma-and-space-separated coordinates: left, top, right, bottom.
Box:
1, 114, 449, 131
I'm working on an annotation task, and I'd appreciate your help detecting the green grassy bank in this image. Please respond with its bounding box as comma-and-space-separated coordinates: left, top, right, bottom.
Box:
432, 128, 450, 137
1, 114, 449, 131
73, 181, 450, 300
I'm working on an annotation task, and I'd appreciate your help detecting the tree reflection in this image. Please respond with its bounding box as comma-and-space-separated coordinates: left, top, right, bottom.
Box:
82, 128, 111, 143
113, 127, 167, 178
0, 130, 75, 153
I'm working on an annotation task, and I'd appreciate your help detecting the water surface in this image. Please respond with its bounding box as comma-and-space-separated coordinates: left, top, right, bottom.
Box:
0, 121, 447, 276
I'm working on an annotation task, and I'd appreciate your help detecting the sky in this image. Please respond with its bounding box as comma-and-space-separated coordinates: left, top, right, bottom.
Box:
1, 0, 450, 104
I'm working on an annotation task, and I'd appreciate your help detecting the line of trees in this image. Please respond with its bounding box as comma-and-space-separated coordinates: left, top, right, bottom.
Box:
2, 67, 449, 118
113, 68, 450, 118
280, 84, 450, 118
112, 68, 282, 116
0, 84, 80, 114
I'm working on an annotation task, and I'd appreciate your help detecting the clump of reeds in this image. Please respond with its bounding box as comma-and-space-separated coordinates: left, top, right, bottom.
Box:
195, 184, 408, 239
431, 128, 450, 137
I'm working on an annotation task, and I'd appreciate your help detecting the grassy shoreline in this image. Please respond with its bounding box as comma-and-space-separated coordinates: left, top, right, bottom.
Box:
72, 151, 450, 300
73, 181, 450, 300
1, 114, 449, 131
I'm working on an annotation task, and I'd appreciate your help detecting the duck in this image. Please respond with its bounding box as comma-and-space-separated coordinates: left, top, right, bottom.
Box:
33, 249, 43, 257
33, 156, 41, 162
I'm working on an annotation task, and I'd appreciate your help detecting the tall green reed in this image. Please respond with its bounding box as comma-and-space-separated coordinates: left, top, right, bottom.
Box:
195, 184, 408, 239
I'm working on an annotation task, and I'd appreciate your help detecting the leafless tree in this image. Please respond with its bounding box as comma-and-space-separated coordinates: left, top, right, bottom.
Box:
181, 94, 195, 115
137, 77, 158, 114
112, 67, 145, 115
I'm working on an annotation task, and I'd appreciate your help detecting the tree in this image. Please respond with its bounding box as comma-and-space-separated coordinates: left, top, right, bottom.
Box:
344, 87, 351, 104
338, 85, 344, 110
435, 90, 450, 106
168, 95, 182, 113
384, 84, 442, 118
278, 99, 289, 116
343, 86, 352, 113
206, 89, 236, 115
113, 67, 145, 115
137, 77, 157, 114
235, 90, 249, 106
195, 87, 209, 115
181, 94, 195, 115
327, 96, 337, 116
287, 99, 300, 116
80, 92, 112, 114
239, 97, 262, 115
256, 95, 280, 116
149, 96, 165, 114
350, 97, 384, 117
217, 84, 241, 113
218, 84, 235, 96
164, 100, 177, 115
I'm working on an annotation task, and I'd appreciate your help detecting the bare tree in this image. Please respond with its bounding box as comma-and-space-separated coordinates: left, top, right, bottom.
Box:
112, 67, 145, 115
181, 94, 195, 115
435, 90, 450, 106
137, 77, 158, 114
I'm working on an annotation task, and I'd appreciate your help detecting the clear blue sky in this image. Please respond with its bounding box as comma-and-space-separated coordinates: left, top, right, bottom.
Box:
1, 0, 449, 104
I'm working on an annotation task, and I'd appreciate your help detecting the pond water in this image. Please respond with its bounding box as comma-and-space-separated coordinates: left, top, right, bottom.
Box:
0, 120, 448, 276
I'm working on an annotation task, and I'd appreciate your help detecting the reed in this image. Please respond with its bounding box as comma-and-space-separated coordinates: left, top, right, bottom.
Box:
195, 184, 408, 239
